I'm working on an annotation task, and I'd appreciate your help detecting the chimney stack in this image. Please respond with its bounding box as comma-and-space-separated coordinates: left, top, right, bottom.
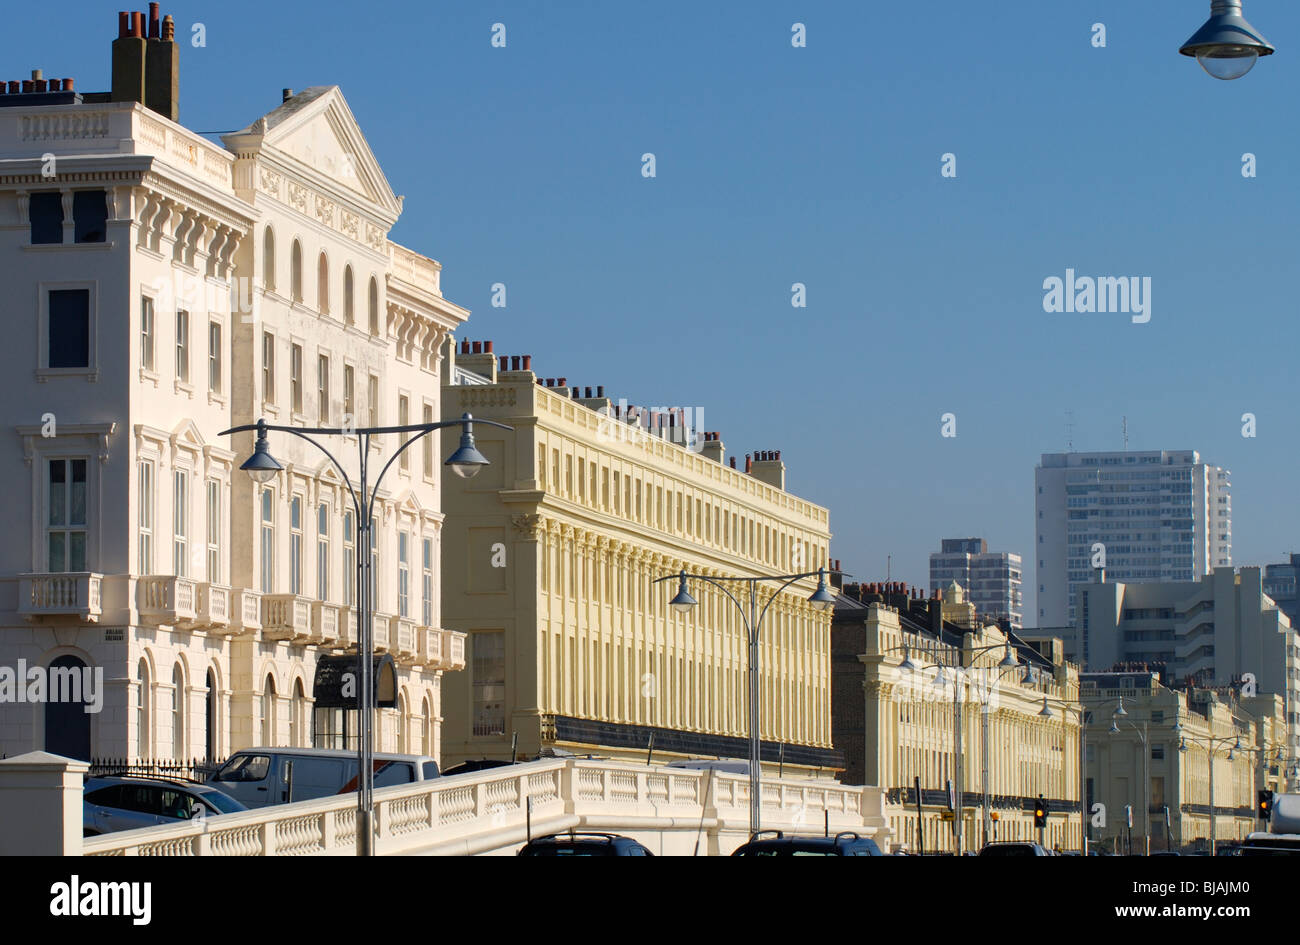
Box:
283, 89, 294, 102
700, 431, 725, 466
112, 6, 179, 120
750, 449, 787, 491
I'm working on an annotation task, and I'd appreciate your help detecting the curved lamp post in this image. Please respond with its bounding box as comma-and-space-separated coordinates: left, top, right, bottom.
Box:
655, 566, 837, 836
887, 638, 1048, 853
1174, 720, 1258, 854
1180, 0, 1274, 80
221, 411, 512, 855
1106, 698, 1152, 855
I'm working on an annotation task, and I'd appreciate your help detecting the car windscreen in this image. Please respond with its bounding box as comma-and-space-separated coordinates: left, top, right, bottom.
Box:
214, 754, 270, 782
198, 790, 246, 814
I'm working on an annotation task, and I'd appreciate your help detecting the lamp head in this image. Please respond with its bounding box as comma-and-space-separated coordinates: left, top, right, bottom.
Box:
669, 571, 697, 614
1180, 0, 1274, 81
808, 568, 837, 613
445, 413, 490, 479
240, 420, 283, 484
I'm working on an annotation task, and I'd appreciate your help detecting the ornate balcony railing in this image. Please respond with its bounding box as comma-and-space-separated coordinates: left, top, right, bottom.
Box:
17, 572, 103, 622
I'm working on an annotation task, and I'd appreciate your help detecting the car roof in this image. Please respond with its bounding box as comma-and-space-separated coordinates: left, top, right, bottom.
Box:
86, 775, 203, 790
226, 747, 436, 763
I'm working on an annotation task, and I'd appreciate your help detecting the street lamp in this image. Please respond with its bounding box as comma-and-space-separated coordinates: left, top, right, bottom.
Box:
222, 411, 512, 856
654, 565, 838, 836
1179, 0, 1275, 81
1108, 708, 1152, 856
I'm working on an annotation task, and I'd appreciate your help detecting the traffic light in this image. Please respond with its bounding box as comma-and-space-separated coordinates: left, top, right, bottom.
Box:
1258, 790, 1274, 821
1033, 795, 1047, 828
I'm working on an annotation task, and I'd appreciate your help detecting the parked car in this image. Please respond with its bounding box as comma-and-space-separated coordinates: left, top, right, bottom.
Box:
83, 774, 247, 836
731, 830, 884, 856
208, 747, 439, 808
517, 832, 654, 856
439, 758, 517, 778
978, 841, 1053, 856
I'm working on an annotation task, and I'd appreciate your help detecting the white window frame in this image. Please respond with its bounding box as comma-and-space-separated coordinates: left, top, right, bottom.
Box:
45, 456, 89, 573
318, 353, 330, 424
422, 536, 433, 626
206, 478, 221, 583
260, 486, 275, 593
140, 294, 155, 374
207, 319, 223, 396
342, 511, 355, 607
137, 458, 155, 575
317, 502, 330, 601
172, 467, 189, 577
290, 343, 303, 415
262, 331, 275, 408
398, 531, 410, 617
175, 308, 189, 385
290, 494, 303, 596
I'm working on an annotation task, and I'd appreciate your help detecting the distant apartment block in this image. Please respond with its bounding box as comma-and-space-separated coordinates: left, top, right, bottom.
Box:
928, 538, 1023, 628
1035, 450, 1231, 628
1263, 553, 1300, 627
1076, 567, 1299, 760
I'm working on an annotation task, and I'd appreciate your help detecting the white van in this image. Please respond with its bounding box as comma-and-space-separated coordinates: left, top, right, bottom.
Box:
208, 747, 440, 809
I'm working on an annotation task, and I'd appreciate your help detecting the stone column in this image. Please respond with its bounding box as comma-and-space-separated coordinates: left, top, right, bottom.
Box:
0, 751, 89, 855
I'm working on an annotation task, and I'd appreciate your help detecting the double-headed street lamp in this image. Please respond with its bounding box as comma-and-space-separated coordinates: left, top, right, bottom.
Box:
890, 638, 1048, 854
1174, 721, 1250, 855
1107, 699, 1151, 856
655, 566, 838, 836
221, 412, 512, 856
1180, 0, 1274, 80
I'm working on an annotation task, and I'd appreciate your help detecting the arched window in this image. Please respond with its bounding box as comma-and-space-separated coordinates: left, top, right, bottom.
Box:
368, 277, 379, 335
344, 265, 355, 325
290, 240, 303, 303
136, 658, 151, 758
261, 674, 277, 745
171, 663, 185, 759
290, 679, 306, 747
262, 226, 275, 291
317, 252, 329, 313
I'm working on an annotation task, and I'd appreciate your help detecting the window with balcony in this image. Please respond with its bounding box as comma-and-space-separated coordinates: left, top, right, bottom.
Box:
137, 459, 154, 574
172, 469, 188, 577
398, 532, 410, 618
422, 537, 432, 626
260, 488, 274, 593
317, 503, 330, 601
206, 479, 221, 583
472, 631, 506, 736
47, 458, 87, 572
290, 495, 303, 595
342, 511, 355, 606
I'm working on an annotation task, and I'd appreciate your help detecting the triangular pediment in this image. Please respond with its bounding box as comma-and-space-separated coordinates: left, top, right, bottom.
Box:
224, 86, 402, 221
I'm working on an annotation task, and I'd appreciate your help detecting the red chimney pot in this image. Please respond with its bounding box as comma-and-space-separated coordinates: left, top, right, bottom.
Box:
130, 11, 143, 37
485, 340, 493, 353
522, 355, 531, 370
148, 2, 160, 38
118, 11, 130, 38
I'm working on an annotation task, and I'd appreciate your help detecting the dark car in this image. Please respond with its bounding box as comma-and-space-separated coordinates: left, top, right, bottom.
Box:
978, 841, 1052, 856
731, 830, 884, 856
1236, 834, 1300, 856
517, 832, 654, 856
83, 774, 247, 836
440, 759, 517, 778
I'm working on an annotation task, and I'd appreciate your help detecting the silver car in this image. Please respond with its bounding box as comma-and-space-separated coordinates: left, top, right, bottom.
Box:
82, 775, 247, 836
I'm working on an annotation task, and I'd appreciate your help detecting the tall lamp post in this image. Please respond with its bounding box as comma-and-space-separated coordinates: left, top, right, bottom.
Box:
1175, 723, 1247, 855
654, 566, 838, 836
1108, 699, 1151, 856
222, 412, 513, 856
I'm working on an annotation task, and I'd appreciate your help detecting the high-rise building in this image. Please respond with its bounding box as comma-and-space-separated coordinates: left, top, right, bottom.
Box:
438, 340, 838, 773
1077, 567, 1299, 760
1035, 450, 1231, 628
1263, 553, 1300, 627
0, 9, 467, 766
928, 538, 1023, 628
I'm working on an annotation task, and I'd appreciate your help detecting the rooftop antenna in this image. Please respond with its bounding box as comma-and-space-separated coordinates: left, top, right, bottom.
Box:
1065, 409, 1075, 453
887, 555, 892, 582
1122, 416, 1128, 452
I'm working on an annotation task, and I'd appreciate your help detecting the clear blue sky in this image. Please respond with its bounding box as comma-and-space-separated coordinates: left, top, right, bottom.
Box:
10, 1, 1299, 621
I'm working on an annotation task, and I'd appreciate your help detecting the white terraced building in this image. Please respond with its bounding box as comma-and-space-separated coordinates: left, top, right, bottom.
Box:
0, 10, 468, 768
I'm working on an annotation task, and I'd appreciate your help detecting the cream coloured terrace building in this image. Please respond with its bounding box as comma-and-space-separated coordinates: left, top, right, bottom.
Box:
439, 341, 836, 772
1083, 670, 1290, 853
841, 582, 1082, 852
0, 12, 466, 767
